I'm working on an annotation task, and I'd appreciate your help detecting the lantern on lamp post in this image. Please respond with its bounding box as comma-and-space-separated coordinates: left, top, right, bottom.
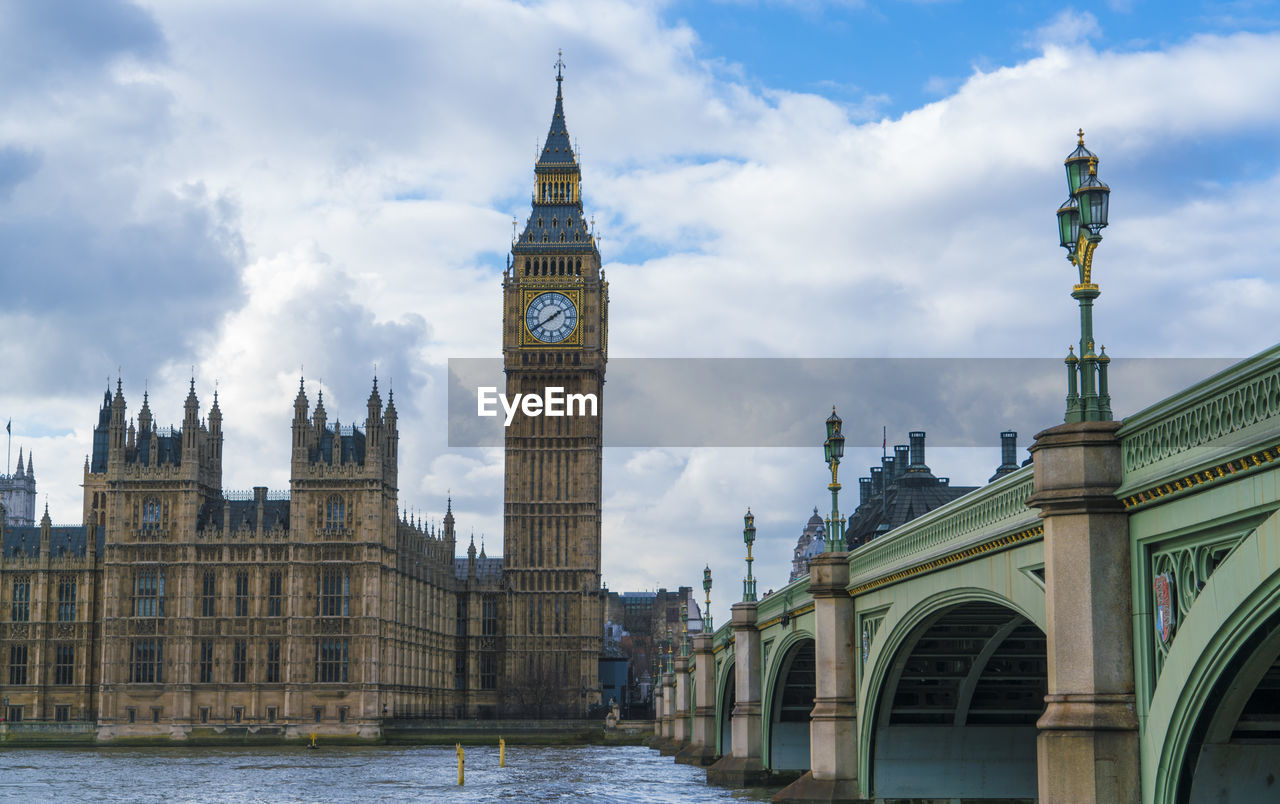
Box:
742, 509, 757, 602
1056, 129, 1113, 423
680, 602, 689, 657
822, 407, 846, 552
702, 565, 713, 632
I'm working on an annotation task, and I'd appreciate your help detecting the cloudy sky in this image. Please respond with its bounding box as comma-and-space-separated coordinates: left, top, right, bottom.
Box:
2, 0, 1278, 627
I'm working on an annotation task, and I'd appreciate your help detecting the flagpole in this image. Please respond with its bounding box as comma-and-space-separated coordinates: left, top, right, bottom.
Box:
5, 419, 10, 478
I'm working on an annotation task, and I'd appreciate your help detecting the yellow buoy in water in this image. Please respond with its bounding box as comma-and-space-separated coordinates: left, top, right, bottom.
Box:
456, 742, 465, 786
499, 736, 505, 768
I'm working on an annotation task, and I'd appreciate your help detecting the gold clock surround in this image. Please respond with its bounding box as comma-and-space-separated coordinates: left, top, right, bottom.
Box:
521, 286, 582, 347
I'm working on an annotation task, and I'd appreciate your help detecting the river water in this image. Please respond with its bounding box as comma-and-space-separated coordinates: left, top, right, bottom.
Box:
0, 744, 774, 803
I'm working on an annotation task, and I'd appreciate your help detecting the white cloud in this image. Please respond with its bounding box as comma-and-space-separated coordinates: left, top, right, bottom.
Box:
1029, 9, 1101, 49
4, 2, 1280, 625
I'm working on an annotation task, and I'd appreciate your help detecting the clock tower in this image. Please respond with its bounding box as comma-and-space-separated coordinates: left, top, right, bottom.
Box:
501, 61, 607, 717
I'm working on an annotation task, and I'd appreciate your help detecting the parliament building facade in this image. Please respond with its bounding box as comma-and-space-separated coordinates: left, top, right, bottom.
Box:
0, 73, 606, 738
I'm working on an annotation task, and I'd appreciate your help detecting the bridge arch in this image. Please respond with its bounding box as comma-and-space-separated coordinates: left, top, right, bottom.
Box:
1147, 508, 1280, 803
761, 631, 816, 771
714, 653, 735, 756
861, 588, 1046, 800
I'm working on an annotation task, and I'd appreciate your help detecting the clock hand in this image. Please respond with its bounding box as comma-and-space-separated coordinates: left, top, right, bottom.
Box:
539, 308, 563, 327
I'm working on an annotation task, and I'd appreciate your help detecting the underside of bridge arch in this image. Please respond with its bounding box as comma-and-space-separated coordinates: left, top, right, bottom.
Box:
768, 639, 815, 771
718, 662, 735, 757
872, 600, 1046, 800
1180, 609, 1280, 803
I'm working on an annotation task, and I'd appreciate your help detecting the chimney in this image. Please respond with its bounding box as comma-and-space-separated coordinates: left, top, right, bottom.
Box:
870, 466, 883, 495
893, 445, 909, 478
859, 478, 871, 505
908, 431, 927, 470
989, 431, 1021, 482
1001, 431, 1018, 468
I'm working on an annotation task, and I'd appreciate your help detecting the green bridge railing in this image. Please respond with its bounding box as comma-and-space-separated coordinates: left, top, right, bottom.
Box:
846, 465, 1039, 591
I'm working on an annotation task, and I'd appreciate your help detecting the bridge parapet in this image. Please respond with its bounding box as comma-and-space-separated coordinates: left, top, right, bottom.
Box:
755, 575, 811, 627
1118, 343, 1280, 498
847, 465, 1040, 593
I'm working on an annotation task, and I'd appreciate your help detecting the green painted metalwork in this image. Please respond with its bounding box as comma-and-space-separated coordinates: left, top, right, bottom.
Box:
823, 407, 847, 552
1117, 343, 1280, 488
854, 571, 1047, 793
756, 574, 810, 625
847, 465, 1037, 590
759, 623, 815, 770
1057, 131, 1113, 424
1131, 500, 1280, 803
1148, 527, 1252, 682
858, 607, 888, 670
683, 343, 1280, 800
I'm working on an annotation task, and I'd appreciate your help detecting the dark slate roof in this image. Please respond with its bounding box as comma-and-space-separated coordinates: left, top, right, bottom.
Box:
515, 204, 594, 253
202, 497, 291, 531
537, 76, 576, 168
453, 556, 503, 583
846, 472, 976, 549
316, 426, 366, 465
133, 428, 182, 466
3, 525, 99, 558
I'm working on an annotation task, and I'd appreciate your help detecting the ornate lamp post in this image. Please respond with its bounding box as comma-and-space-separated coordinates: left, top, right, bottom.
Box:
1056, 129, 1113, 423
665, 627, 674, 672
742, 508, 758, 602
702, 565, 713, 632
680, 602, 690, 657
822, 407, 847, 551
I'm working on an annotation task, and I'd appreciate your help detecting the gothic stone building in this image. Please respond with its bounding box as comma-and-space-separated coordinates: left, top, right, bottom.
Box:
0, 70, 615, 735
0, 379, 507, 737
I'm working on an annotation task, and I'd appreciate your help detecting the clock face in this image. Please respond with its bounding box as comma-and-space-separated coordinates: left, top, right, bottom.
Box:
525, 291, 578, 343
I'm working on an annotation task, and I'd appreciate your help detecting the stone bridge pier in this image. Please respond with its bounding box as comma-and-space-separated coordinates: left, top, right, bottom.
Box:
707, 601, 771, 787
774, 551, 861, 802
676, 632, 719, 765
1028, 420, 1140, 802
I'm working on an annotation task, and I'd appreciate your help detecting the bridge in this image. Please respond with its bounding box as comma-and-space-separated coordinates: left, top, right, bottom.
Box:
651, 343, 1280, 803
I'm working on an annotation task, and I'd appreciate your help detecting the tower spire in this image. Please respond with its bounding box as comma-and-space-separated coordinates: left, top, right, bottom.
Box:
513, 58, 597, 257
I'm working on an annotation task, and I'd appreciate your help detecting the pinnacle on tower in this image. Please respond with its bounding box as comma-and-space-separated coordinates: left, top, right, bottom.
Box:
209, 386, 222, 433
366, 376, 383, 428
293, 376, 309, 421
184, 376, 200, 425
138, 390, 153, 433
313, 389, 327, 430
